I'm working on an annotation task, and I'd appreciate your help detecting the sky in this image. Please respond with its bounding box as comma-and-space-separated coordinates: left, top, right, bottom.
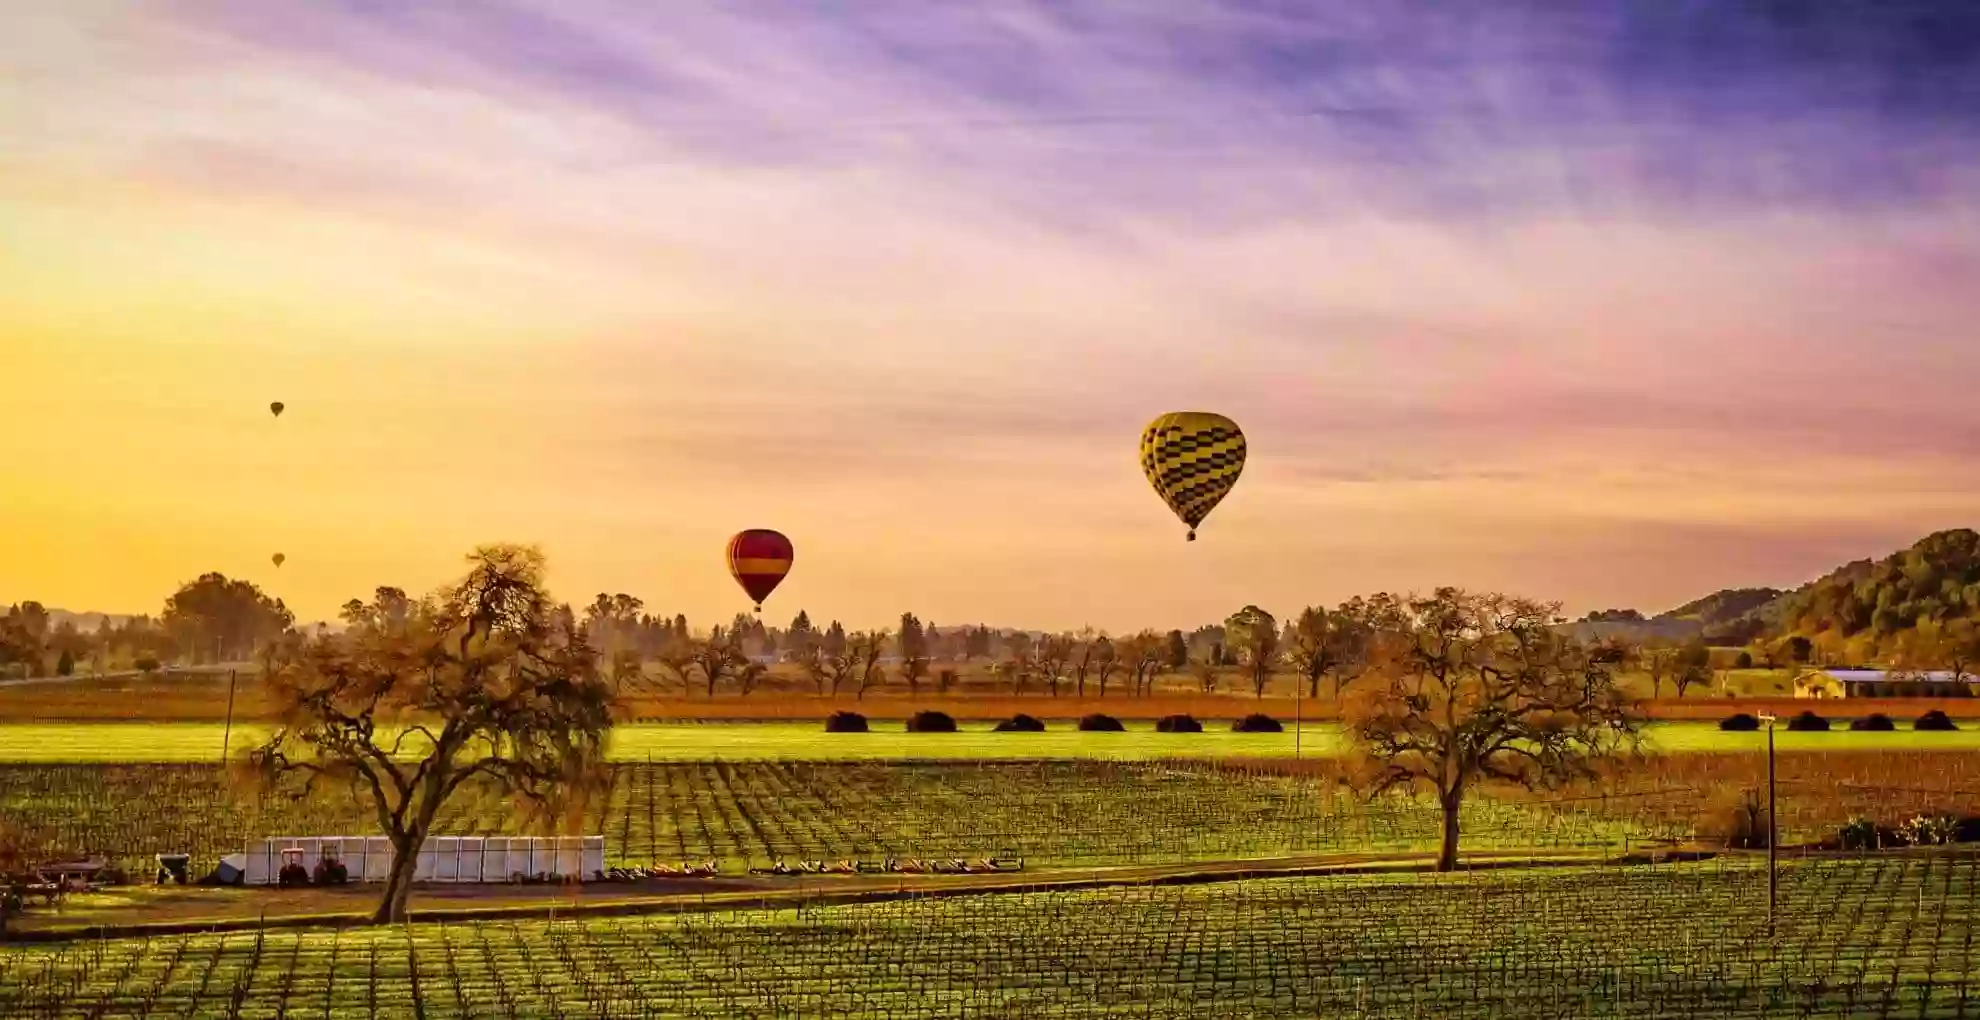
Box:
5, 1, 1980, 633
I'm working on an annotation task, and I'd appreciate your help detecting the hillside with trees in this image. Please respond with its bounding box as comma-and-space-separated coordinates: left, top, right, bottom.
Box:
1569, 529, 1980, 667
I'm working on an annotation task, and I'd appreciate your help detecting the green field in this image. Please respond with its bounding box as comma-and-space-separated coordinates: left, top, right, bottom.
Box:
4, 719, 1977, 764
6, 856, 1977, 1017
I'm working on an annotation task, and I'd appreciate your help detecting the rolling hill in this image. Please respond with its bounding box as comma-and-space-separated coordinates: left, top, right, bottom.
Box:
1576, 528, 1980, 650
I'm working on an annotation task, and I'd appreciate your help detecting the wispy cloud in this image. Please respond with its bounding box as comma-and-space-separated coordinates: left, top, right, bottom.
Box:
4, 1, 1980, 628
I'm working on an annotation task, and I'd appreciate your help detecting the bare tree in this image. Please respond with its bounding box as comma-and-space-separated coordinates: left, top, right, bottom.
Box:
691, 630, 746, 698
245, 545, 613, 922
654, 634, 698, 696
1092, 636, 1120, 698
1224, 605, 1280, 698
1070, 627, 1099, 697
851, 630, 890, 699
996, 634, 1036, 695
1124, 631, 1166, 696
797, 643, 859, 696
1282, 597, 1395, 702
735, 661, 768, 697
1638, 638, 1674, 699
1035, 634, 1074, 698
1344, 587, 1639, 872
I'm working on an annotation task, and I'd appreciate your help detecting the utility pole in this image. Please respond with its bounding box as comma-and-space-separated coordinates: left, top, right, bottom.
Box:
1758, 710, 1778, 938
1294, 683, 1303, 759
221, 668, 239, 763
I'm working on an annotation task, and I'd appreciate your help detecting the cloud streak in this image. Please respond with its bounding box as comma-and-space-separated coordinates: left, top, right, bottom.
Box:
3, 0, 1979, 628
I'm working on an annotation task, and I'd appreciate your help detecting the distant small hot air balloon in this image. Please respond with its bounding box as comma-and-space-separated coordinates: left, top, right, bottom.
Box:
727, 529, 793, 613
271, 552, 285, 568
1139, 411, 1246, 541
270, 402, 285, 418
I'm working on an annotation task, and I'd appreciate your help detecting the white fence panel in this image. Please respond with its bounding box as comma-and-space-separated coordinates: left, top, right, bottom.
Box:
241, 834, 604, 884
456, 837, 484, 883
484, 837, 512, 880
362, 837, 393, 883
430, 837, 458, 882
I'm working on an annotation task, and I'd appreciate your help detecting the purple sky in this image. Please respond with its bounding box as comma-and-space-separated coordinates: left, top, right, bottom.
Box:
4, 1, 1980, 629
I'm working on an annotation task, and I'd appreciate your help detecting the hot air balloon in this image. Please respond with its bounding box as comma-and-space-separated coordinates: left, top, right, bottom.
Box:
727, 529, 793, 613
271, 553, 285, 568
270, 402, 285, 418
1139, 411, 1246, 541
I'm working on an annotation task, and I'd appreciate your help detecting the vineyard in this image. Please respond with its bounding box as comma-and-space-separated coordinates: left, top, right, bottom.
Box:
0, 760, 1658, 875
6, 855, 1980, 1017
14, 749, 1980, 877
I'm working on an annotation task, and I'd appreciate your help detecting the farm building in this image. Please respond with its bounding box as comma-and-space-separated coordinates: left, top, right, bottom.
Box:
242, 836, 605, 886
1792, 669, 1976, 699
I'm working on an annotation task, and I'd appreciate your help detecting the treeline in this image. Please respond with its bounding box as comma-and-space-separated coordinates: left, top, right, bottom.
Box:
1, 574, 292, 679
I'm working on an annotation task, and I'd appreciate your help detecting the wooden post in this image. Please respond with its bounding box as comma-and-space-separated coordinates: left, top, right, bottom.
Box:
220, 669, 239, 762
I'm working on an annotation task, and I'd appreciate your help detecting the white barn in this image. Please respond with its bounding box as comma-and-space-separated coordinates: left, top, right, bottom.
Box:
1793, 669, 1977, 699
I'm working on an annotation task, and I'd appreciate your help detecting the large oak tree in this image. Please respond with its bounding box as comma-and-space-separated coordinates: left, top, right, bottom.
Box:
246, 545, 613, 923
1345, 588, 1640, 872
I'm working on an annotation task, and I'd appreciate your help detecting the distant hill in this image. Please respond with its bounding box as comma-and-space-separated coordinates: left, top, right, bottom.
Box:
1770, 528, 1980, 644
1576, 528, 1980, 651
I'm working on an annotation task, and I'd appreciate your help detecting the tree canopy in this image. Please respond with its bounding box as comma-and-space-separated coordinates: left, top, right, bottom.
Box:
1344, 588, 1640, 872
246, 545, 614, 923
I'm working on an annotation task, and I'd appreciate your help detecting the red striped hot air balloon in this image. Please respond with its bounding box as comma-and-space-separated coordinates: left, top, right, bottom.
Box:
727, 529, 793, 614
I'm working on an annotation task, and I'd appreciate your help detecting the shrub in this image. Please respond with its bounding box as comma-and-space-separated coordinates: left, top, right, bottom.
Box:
1719, 713, 1760, 731
905, 710, 957, 733
1154, 714, 1202, 733
1785, 710, 1829, 732
1232, 713, 1283, 733
133, 657, 160, 676
823, 711, 869, 733
1838, 816, 1880, 851
1916, 710, 1960, 731
1849, 713, 1895, 731
1955, 817, 1980, 844
1697, 789, 1771, 849
1899, 813, 1958, 847
1734, 651, 1754, 669
992, 714, 1045, 732
55, 650, 74, 677
1077, 713, 1124, 732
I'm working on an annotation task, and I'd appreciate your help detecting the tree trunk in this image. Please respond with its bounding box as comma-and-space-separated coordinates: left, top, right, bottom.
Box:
1308, 673, 1321, 699
1436, 790, 1462, 873
373, 833, 424, 924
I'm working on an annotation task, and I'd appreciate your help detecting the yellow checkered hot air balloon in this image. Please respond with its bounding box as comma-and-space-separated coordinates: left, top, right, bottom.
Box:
1140, 411, 1246, 541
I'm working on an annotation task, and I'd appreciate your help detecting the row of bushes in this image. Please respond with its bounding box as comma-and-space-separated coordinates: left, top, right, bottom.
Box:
1719, 710, 1960, 732
823, 712, 1287, 733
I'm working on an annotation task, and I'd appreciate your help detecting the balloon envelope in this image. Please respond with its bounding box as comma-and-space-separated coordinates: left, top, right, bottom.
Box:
1139, 411, 1246, 540
271, 553, 285, 568
726, 529, 793, 609
270, 402, 284, 417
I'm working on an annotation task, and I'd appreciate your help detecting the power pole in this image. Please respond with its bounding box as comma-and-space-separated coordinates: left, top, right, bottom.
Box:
221, 668, 239, 763
1758, 710, 1778, 938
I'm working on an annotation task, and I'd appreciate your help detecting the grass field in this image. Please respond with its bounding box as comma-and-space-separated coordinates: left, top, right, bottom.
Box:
6, 855, 1979, 1017
5, 719, 1979, 764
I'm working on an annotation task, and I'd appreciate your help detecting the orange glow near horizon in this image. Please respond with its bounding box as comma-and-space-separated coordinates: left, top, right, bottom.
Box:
5, 4, 1980, 632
